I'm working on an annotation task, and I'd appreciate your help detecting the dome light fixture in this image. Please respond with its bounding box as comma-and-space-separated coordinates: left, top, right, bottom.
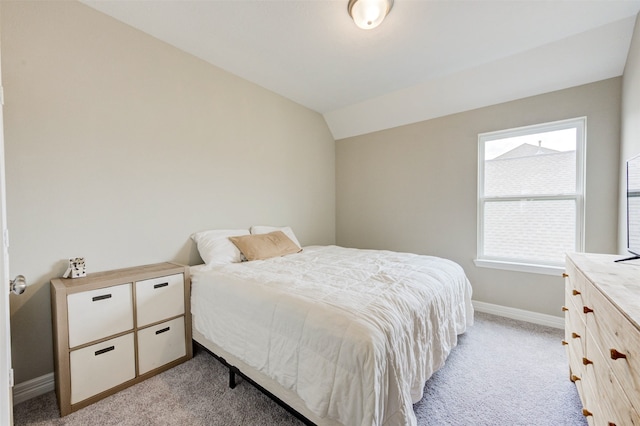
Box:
348, 0, 394, 30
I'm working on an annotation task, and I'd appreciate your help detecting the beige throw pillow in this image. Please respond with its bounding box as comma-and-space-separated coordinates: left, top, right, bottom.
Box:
229, 231, 302, 261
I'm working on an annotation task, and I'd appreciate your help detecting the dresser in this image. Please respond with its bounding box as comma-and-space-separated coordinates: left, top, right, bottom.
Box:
51, 262, 192, 416
564, 253, 640, 425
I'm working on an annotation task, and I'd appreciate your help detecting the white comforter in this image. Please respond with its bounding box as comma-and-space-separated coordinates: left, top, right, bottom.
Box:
191, 245, 473, 426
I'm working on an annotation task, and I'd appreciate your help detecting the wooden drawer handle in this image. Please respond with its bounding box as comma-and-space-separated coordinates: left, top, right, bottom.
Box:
571, 374, 581, 381
582, 357, 593, 366
562, 273, 569, 278
583, 306, 593, 314
572, 289, 581, 296
571, 332, 580, 339
582, 408, 592, 417
562, 306, 569, 312
561, 340, 568, 346
610, 349, 627, 360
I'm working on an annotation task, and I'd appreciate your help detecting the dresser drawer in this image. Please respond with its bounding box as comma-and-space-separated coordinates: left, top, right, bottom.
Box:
67, 283, 134, 348
566, 336, 585, 382
138, 316, 186, 375
136, 274, 185, 327
69, 333, 135, 404
565, 268, 589, 318
583, 282, 640, 412
565, 292, 586, 352
583, 331, 640, 426
565, 302, 585, 382
598, 394, 640, 426
579, 379, 598, 426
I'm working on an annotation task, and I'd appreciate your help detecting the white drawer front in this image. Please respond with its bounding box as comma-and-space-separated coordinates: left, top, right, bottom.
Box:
69, 333, 135, 404
67, 283, 133, 348
136, 273, 184, 327
138, 316, 186, 375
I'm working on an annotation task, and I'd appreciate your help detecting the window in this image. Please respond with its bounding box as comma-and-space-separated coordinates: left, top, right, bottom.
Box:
476, 117, 585, 275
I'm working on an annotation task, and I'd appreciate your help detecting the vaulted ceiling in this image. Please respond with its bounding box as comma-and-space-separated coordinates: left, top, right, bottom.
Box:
82, 0, 640, 139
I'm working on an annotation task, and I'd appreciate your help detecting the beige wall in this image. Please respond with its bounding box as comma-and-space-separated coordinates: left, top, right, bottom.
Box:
3, 0, 633, 389
620, 13, 640, 252
337, 78, 621, 317
2, 1, 336, 383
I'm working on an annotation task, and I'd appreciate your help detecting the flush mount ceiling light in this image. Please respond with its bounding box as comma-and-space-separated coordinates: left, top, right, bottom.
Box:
348, 0, 394, 30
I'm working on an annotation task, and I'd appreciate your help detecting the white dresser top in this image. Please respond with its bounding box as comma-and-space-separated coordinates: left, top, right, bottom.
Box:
567, 252, 640, 331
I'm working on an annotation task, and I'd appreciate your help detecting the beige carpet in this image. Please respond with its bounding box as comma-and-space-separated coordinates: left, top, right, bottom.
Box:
13, 312, 586, 425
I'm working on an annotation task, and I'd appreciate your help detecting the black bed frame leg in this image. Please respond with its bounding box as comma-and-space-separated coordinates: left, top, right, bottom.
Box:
229, 369, 236, 389
197, 344, 315, 425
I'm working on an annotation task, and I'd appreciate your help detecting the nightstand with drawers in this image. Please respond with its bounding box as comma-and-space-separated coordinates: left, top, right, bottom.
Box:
50, 262, 192, 416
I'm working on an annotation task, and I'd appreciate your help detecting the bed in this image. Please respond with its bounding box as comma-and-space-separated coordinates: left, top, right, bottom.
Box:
189, 228, 473, 426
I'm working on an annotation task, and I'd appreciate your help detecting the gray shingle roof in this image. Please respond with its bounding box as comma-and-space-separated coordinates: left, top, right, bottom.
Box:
486, 145, 576, 197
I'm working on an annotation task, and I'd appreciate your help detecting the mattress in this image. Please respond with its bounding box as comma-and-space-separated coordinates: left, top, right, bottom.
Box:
190, 245, 473, 426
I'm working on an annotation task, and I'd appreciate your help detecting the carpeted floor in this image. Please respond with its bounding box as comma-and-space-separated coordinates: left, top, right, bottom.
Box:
13, 312, 587, 425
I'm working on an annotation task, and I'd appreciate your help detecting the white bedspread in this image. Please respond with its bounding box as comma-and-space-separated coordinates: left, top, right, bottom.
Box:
191, 245, 473, 426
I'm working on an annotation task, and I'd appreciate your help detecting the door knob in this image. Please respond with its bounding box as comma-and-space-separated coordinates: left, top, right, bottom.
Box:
10, 274, 26, 295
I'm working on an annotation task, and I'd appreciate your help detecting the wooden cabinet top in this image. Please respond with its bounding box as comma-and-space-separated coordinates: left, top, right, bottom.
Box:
567, 252, 640, 330
51, 262, 188, 294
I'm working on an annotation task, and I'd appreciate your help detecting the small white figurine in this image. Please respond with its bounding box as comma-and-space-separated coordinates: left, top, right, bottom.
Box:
63, 257, 86, 278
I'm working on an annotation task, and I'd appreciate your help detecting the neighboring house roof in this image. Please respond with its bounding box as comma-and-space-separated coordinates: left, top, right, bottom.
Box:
494, 143, 559, 160
486, 144, 576, 196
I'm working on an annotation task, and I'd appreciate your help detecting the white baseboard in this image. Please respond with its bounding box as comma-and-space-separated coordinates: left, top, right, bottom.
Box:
12, 372, 54, 406
472, 300, 564, 329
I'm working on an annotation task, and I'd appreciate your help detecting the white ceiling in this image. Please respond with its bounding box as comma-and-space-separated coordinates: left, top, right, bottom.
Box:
82, 0, 640, 139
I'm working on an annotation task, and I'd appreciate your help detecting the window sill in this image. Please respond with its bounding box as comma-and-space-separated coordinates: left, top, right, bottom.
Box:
473, 259, 565, 276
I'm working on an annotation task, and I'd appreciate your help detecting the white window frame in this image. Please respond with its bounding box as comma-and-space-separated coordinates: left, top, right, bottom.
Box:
475, 117, 586, 276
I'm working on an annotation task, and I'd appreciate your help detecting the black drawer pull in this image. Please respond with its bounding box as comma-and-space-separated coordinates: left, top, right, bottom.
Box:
95, 346, 115, 356
92, 294, 112, 302
154, 282, 169, 289
155, 327, 170, 335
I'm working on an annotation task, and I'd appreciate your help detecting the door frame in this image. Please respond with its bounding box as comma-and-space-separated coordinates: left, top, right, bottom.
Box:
0, 2, 15, 422
0, 82, 14, 426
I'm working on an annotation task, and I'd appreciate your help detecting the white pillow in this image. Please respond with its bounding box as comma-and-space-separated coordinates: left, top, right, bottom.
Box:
190, 229, 250, 266
250, 225, 301, 249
